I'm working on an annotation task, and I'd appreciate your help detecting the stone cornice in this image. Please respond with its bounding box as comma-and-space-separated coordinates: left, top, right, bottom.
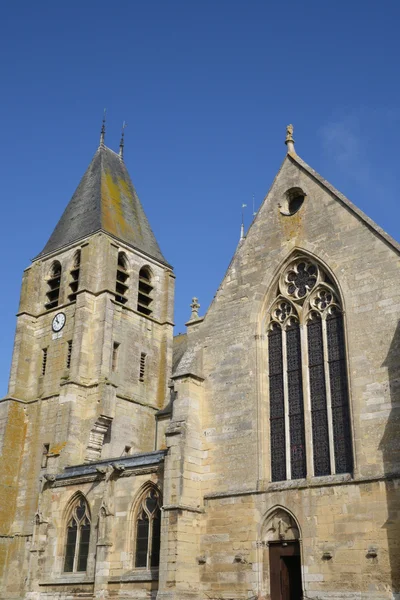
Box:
43, 450, 167, 486
204, 472, 400, 501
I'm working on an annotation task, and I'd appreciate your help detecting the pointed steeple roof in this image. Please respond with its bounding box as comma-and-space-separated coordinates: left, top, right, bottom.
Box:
37, 144, 169, 265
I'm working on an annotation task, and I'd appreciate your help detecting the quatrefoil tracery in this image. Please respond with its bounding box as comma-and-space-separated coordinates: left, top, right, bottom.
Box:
269, 299, 299, 329
309, 286, 339, 315
273, 300, 292, 323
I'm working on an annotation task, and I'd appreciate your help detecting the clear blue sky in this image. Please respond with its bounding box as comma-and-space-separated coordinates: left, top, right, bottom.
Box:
0, 1, 399, 395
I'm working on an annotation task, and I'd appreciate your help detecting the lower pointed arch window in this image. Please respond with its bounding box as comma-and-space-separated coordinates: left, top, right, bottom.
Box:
135, 487, 161, 569
267, 256, 353, 481
64, 497, 91, 573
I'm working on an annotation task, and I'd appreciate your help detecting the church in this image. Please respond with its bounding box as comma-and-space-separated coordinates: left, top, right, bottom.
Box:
0, 123, 399, 600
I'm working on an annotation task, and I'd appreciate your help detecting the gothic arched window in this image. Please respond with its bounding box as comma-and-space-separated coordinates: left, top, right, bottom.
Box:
134, 487, 161, 569
116, 252, 129, 305
137, 266, 153, 316
45, 261, 62, 310
268, 256, 353, 481
63, 496, 91, 573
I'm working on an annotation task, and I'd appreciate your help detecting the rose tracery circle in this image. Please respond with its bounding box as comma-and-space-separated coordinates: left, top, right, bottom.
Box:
284, 261, 317, 299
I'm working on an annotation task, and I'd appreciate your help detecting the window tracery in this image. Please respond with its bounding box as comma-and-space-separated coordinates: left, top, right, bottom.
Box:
63, 496, 91, 573
268, 255, 352, 481
282, 259, 317, 299
134, 487, 161, 569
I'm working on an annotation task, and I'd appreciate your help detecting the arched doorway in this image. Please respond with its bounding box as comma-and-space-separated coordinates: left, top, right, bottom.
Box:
263, 507, 303, 600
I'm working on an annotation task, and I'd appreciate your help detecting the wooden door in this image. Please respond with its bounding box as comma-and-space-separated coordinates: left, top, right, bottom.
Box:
269, 541, 303, 600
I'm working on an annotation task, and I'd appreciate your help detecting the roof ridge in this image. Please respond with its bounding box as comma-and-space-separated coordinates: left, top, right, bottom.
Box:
288, 152, 400, 255
101, 144, 120, 158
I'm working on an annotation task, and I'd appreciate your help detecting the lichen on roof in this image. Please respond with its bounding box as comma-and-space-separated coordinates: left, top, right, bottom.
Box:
172, 333, 188, 375
37, 145, 169, 265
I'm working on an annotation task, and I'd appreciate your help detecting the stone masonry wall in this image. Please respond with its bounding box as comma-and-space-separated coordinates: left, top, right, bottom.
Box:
166, 154, 400, 598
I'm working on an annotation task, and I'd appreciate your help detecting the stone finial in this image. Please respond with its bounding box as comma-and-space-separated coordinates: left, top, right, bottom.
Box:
189, 297, 200, 320
100, 109, 106, 146
285, 124, 295, 154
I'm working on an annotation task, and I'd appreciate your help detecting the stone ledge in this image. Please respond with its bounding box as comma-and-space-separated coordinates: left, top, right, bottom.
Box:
204, 471, 400, 500
108, 569, 159, 582
163, 504, 204, 514
39, 576, 94, 586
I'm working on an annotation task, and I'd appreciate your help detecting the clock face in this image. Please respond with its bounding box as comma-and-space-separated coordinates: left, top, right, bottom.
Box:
52, 312, 66, 332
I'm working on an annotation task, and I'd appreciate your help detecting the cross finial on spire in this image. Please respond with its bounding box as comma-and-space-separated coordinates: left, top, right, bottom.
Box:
100, 109, 106, 146
119, 121, 127, 160
285, 124, 295, 154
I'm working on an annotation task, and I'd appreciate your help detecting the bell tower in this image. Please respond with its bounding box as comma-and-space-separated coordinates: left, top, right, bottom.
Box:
0, 125, 174, 587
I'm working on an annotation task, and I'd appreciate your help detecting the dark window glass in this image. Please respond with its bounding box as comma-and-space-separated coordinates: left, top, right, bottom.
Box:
288, 195, 304, 215
77, 521, 90, 572
268, 325, 286, 482
327, 310, 353, 474
135, 512, 149, 568
286, 321, 306, 479
151, 508, 161, 567
308, 315, 331, 476
64, 521, 77, 573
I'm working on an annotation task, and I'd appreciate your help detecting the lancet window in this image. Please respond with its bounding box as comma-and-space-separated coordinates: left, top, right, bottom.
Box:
134, 487, 161, 569
64, 496, 91, 573
267, 256, 352, 481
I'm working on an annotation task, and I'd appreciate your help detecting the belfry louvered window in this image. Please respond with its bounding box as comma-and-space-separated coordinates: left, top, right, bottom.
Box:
137, 266, 153, 316
68, 250, 81, 302
64, 497, 91, 573
134, 487, 161, 569
45, 261, 62, 309
116, 252, 129, 304
268, 256, 353, 481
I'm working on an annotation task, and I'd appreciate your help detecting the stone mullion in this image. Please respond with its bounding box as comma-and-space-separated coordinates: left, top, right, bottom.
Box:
301, 321, 314, 478
147, 513, 153, 569
282, 327, 291, 480
322, 317, 336, 475
73, 523, 81, 573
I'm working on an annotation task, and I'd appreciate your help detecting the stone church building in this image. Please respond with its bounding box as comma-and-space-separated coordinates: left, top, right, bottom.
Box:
0, 124, 399, 600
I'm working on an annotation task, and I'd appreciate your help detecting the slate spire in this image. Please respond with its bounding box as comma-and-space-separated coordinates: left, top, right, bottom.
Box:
37, 141, 168, 266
